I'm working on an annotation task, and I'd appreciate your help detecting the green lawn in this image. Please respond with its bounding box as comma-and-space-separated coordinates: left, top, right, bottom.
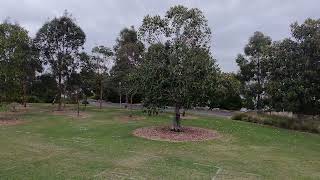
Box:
0, 104, 319, 180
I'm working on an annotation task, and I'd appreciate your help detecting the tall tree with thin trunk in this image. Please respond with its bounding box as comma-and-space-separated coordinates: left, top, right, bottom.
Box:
91, 46, 113, 109
236, 31, 272, 110
110, 26, 144, 107
34, 11, 85, 111
138, 5, 217, 131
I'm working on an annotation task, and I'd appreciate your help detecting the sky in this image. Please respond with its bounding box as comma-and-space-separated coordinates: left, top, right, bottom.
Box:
0, 0, 319, 72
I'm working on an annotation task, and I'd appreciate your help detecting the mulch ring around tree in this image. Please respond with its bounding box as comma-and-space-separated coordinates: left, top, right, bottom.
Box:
133, 126, 220, 142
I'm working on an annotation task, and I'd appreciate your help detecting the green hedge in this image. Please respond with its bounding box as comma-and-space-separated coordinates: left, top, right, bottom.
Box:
232, 112, 320, 134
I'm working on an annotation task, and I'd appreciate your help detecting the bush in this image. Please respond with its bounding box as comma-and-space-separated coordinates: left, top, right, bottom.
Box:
27, 96, 42, 103
232, 112, 320, 134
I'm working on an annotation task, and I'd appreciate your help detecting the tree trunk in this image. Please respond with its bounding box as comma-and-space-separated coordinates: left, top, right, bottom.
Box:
77, 92, 80, 117
119, 92, 122, 108
58, 73, 62, 111
22, 81, 27, 108
171, 104, 182, 132
84, 96, 87, 111
182, 109, 186, 117
129, 94, 133, 117
125, 93, 128, 109
99, 79, 103, 109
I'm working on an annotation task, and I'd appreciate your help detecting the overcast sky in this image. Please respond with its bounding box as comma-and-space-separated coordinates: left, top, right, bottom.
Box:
0, 0, 318, 72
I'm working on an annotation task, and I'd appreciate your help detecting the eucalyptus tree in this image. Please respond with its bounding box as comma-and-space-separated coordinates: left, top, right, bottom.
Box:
267, 18, 320, 115
236, 31, 272, 110
34, 12, 86, 110
290, 18, 320, 115
266, 39, 303, 113
0, 21, 42, 107
139, 5, 217, 131
78, 52, 95, 110
110, 26, 144, 106
91, 46, 113, 109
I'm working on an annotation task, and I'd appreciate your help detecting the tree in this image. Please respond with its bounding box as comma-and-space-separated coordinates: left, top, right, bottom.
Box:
209, 73, 242, 110
78, 52, 95, 110
34, 11, 86, 110
236, 31, 272, 110
266, 19, 320, 115
291, 19, 320, 116
91, 46, 113, 109
0, 21, 41, 107
139, 5, 217, 131
30, 74, 58, 103
110, 26, 144, 107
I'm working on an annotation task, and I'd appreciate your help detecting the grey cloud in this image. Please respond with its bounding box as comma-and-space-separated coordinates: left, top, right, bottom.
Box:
0, 0, 318, 72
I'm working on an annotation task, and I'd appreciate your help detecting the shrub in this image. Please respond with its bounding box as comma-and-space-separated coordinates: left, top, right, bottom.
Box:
232, 112, 320, 134
27, 96, 41, 103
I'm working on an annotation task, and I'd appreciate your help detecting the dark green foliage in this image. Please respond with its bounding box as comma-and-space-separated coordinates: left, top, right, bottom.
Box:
34, 11, 86, 110
0, 21, 42, 105
267, 18, 320, 115
30, 74, 58, 103
138, 5, 218, 131
236, 32, 272, 110
209, 73, 242, 110
110, 26, 144, 104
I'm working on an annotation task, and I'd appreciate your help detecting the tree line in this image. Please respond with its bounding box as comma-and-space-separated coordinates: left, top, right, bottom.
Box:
237, 19, 320, 116
0, 6, 319, 129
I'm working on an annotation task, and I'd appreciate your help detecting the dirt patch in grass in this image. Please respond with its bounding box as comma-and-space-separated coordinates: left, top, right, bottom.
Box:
133, 126, 220, 142
51, 110, 90, 119
117, 115, 145, 123
0, 119, 24, 126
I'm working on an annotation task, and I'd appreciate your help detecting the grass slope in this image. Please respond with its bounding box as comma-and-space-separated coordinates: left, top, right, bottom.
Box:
0, 103, 319, 179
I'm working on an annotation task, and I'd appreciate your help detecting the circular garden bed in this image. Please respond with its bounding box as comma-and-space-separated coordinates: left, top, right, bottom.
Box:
133, 126, 220, 142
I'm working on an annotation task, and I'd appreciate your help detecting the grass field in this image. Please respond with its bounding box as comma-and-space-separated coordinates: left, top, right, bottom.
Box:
0, 103, 319, 179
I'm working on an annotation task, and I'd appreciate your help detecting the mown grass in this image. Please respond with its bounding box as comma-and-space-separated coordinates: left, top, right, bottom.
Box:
0, 103, 319, 179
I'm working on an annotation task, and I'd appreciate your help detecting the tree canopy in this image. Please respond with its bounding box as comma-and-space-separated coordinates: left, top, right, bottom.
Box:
138, 5, 218, 131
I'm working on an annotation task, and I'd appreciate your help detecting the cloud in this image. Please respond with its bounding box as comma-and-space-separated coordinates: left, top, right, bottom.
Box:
0, 0, 318, 72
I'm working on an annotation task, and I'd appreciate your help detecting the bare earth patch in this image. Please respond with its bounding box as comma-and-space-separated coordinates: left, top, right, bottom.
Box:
117, 115, 145, 123
51, 110, 90, 119
0, 119, 24, 126
133, 126, 220, 142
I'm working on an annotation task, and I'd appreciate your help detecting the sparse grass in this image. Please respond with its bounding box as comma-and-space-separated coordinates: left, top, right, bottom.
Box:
0, 103, 319, 179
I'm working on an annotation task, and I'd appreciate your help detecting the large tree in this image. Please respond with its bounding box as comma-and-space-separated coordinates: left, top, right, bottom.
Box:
0, 21, 41, 107
267, 19, 320, 115
236, 31, 272, 110
34, 12, 85, 110
291, 19, 320, 115
91, 46, 113, 109
139, 5, 217, 131
110, 26, 144, 106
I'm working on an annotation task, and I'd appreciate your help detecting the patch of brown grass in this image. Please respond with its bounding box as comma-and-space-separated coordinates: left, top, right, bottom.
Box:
0, 119, 24, 126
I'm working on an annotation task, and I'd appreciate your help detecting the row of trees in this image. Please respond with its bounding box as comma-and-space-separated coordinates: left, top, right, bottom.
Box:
1, 5, 318, 130
237, 18, 320, 116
